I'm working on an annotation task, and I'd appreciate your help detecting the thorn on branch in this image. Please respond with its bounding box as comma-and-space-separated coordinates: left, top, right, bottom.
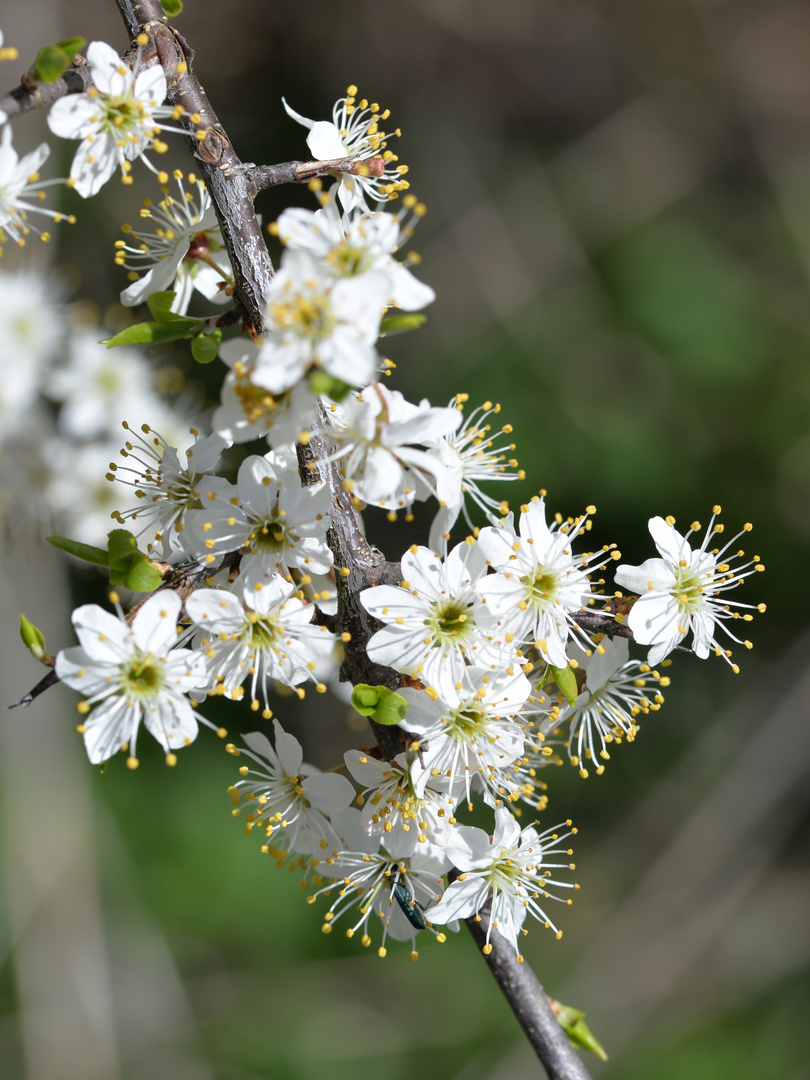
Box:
8, 668, 60, 710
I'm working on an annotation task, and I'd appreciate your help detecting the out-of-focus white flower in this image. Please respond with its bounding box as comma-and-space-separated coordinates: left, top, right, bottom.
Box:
0, 268, 62, 433
47, 328, 154, 439
614, 510, 765, 668
116, 169, 231, 313
275, 196, 434, 311
0, 125, 73, 251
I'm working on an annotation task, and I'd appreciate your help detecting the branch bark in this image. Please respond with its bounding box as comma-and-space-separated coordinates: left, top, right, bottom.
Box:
464, 902, 593, 1079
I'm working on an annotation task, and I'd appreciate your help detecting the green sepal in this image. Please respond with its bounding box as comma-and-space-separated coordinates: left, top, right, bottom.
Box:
161, 0, 183, 15
107, 531, 162, 592
380, 313, 426, 336
106, 528, 139, 572
552, 1000, 608, 1061
550, 663, 579, 707
533, 664, 551, 692
191, 329, 221, 364
351, 684, 409, 726
47, 535, 110, 567
307, 370, 353, 401
119, 552, 163, 593
33, 45, 72, 83
19, 614, 46, 660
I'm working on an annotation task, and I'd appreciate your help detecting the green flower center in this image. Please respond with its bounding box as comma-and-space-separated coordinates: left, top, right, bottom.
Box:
247, 515, 292, 556
328, 242, 373, 277
121, 651, 165, 701
241, 614, 282, 651
426, 598, 474, 647
520, 567, 560, 610
100, 95, 146, 135
672, 566, 704, 615
447, 705, 487, 743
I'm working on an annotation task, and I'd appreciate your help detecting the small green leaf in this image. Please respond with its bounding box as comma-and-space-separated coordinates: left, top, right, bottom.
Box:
47, 535, 109, 567
146, 291, 196, 323
33, 44, 72, 83
20, 614, 46, 659
191, 329, 221, 364
56, 37, 86, 57
122, 553, 163, 593
552, 1000, 608, 1061
380, 313, 426, 336
161, 0, 183, 15
306, 370, 353, 401
103, 321, 198, 348
351, 684, 409, 725
550, 663, 579, 707
351, 684, 381, 716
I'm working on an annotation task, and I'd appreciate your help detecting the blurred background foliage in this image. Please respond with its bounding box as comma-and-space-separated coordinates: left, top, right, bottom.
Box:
1, 0, 809, 1077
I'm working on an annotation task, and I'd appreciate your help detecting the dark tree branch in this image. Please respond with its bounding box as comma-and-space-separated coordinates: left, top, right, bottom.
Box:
240, 155, 384, 196
0, 65, 94, 122
464, 900, 593, 1079
115, 0, 274, 329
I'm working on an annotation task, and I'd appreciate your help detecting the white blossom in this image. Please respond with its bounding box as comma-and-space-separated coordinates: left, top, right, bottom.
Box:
254, 249, 388, 396
108, 423, 230, 557
55, 591, 211, 767
414, 397, 524, 552
0, 125, 73, 250
283, 87, 409, 211
476, 498, 615, 667
186, 452, 332, 582
275, 197, 434, 311
228, 725, 355, 856
184, 573, 335, 710
311, 808, 450, 955
401, 667, 531, 806
116, 169, 231, 313
212, 339, 320, 447
426, 807, 578, 957
614, 510, 764, 668
47, 40, 183, 197
360, 541, 515, 699
325, 384, 461, 510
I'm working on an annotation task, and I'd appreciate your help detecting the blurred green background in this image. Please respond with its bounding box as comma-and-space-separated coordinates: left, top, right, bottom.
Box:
1, 0, 809, 1077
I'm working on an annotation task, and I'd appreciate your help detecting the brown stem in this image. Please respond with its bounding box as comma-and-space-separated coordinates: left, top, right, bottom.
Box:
0, 65, 94, 122
464, 900, 593, 1079
115, 0, 274, 328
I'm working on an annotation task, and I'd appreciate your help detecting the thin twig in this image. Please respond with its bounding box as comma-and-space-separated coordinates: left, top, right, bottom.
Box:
464, 901, 593, 1079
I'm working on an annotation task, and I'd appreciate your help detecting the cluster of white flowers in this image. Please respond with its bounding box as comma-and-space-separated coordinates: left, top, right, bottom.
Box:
0, 35, 766, 965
